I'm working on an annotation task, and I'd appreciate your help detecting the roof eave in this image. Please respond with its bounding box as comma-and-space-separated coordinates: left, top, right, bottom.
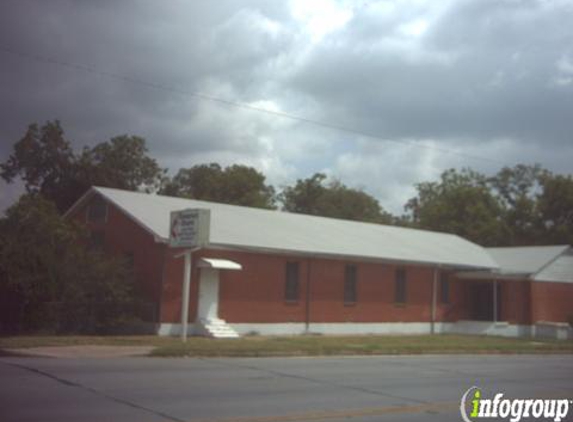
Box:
201, 242, 498, 271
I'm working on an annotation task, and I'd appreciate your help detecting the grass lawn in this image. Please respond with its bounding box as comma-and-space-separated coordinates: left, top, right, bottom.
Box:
1, 334, 573, 357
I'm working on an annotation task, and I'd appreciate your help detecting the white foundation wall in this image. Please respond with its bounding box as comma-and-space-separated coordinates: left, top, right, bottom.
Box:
534, 321, 573, 340
440, 321, 533, 338
157, 321, 572, 339
158, 322, 451, 336
157, 323, 198, 336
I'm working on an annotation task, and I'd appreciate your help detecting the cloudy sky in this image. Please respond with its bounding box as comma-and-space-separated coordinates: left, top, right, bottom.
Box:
1, 0, 572, 214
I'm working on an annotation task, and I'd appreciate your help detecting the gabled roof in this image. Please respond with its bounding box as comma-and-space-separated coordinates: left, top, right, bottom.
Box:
486, 245, 571, 276
68, 186, 499, 270
534, 252, 573, 283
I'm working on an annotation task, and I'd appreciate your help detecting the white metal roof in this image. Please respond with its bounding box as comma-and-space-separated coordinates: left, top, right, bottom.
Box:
74, 186, 499, 270
486, 245, 570, 275
533, 253, 573, 283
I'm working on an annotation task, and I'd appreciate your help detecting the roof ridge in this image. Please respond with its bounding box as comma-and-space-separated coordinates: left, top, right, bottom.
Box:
93, 186, 461, 239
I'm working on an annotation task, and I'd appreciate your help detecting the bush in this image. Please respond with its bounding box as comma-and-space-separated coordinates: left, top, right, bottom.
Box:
0, 194, 140, 334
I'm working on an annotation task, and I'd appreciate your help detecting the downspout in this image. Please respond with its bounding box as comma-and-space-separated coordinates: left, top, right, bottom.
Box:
305, 257, 312, 334
493, 276, 498, 323
157, 242, 168, 329
431, 266, 439, 334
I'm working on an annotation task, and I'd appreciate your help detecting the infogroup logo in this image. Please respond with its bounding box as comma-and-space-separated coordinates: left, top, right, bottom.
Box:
460, 386, 571, 422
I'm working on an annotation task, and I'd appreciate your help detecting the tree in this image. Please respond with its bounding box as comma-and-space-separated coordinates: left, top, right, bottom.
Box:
0, 121, 78, 212
280, 173, 392, 224
77, 135, 166, 193
1, 121, 165, 213
489, 164, 547, 245
161, 163, 276, 209
537, 173, 573, 245
0, 194, 135, 333
405, 168, 508, 245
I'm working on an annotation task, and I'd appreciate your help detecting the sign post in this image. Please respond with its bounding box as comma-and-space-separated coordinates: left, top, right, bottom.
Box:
169, 209, 210, 342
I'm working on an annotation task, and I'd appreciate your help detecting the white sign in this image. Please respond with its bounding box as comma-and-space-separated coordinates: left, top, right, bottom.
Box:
169, 209, 210, 248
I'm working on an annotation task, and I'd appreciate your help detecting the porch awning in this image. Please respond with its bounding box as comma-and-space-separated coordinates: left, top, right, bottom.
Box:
198, 258, 242, 271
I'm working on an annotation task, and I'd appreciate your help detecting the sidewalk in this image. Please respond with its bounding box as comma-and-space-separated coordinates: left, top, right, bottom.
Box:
2, 345, 155, 358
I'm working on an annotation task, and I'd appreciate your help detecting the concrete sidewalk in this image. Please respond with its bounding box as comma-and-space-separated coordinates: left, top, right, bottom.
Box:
4, 345, 155, 358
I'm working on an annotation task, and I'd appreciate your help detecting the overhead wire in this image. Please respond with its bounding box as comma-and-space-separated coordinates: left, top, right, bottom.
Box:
0, 46, 504, 164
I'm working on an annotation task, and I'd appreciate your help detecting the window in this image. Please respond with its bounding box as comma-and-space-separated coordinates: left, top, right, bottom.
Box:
440, 272, 450, 304
87, 195, 108, 223
89, 230, 105, 251
285, 262, 299, 302
395, 268, 407, 303
124, 252, 135, 269
344, 265, 357, 304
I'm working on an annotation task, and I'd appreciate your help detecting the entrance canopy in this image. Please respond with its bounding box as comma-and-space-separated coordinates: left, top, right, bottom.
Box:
198, 258, 242, 271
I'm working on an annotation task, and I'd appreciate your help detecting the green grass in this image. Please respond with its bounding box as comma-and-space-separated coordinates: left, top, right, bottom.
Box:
0, 335, 173, 349
148, 334, 573, 357
1, 334, 572, 357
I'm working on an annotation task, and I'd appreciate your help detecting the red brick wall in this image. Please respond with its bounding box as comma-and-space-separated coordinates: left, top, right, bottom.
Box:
159, 247, 200, 323
160, 250, 309, 323
68, 196, 166, 311
501, 280, 532, 325
531, 281, 573, 323
308, 260, 436, 323
158, 249, 469, 324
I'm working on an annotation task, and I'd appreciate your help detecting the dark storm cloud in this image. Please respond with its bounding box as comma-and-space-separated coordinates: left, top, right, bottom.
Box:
0, 0, 572, 214
0, 0, 294, 158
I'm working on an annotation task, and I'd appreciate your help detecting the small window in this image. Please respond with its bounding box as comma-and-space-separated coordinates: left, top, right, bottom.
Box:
344, 265, 357, 304
87, 195, 108, 223
124, 252, 135, 269
89, 230, 105, 251
285, 262, 299, 302
395, 268, 407, 303
440, 272, 450, 304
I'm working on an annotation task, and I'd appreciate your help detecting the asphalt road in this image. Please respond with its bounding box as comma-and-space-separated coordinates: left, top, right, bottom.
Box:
1, 355, 572, 422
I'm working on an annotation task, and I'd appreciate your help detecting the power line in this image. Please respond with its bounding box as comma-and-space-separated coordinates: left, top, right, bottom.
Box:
0, 46, 503, 164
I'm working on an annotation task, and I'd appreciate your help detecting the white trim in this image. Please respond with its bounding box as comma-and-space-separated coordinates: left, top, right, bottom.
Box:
441, 320, 533, 338
157, 321, 571, 340
230, 322, 452, 336
309, 322, 450, 335
157, 323, 198, 336
230, 323, 306, 336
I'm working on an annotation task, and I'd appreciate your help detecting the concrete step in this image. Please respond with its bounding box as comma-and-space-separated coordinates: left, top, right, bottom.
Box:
199, 318, 240, 339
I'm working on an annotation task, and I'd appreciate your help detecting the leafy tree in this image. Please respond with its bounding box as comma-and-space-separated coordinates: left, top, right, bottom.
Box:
405, 168, 508, 245
0, 194, 135, 333
280, 173, 392, 224
0, 121, 78, 212
537, 173, 573, 245
1, 121, 165, 213
161, 163, 276, 209
77, 135, 166, 193
489, 164, 547, 245
280, 173, 328, 215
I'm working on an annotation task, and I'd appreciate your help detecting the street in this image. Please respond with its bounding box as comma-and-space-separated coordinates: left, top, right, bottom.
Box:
1, 355, 572, 422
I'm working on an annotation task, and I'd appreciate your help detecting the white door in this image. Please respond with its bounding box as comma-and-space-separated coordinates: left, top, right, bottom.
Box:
197, 268, 219, 321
